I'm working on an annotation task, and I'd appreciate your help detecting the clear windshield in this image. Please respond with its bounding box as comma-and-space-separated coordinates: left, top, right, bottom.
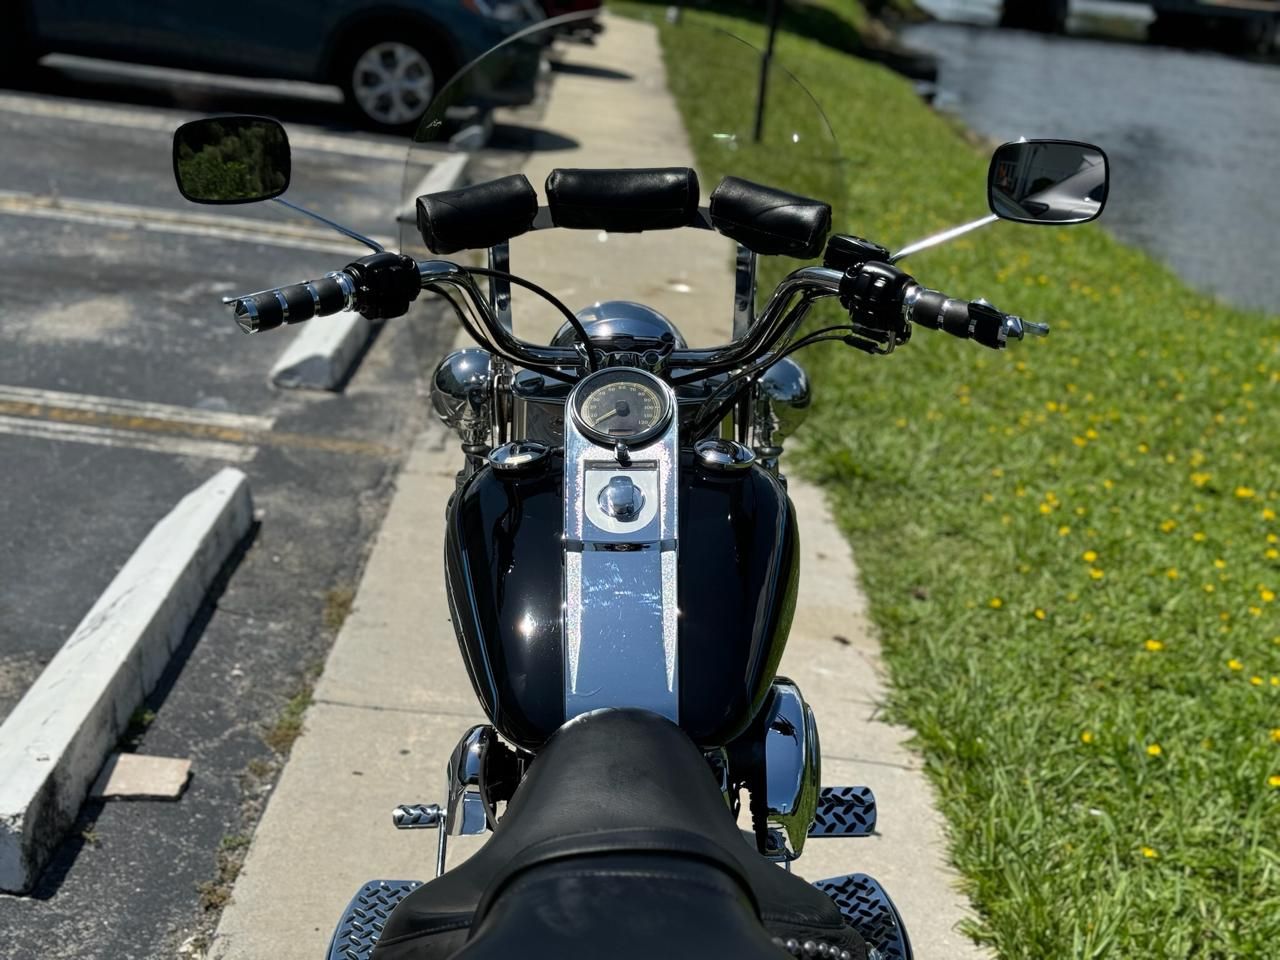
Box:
398, 10, 842, 349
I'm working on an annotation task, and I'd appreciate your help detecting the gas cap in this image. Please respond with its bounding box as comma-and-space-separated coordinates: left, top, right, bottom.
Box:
598, 475, 645, 521
694, 438, 755, 473
487, 441, 550, 474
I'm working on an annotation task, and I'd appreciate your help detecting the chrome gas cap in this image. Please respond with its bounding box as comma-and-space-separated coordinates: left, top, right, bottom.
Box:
487, 441, 550, 474
694, 438, 755, 473
598, 475, 646, 521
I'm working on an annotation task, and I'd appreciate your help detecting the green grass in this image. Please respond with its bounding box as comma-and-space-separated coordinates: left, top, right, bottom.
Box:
615, 4, 1280, 956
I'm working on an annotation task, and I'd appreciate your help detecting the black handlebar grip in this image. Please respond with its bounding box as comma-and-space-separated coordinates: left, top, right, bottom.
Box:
234, 273, 353, 334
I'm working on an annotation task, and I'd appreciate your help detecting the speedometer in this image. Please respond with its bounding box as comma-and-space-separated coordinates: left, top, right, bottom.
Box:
570, 368, 673, 447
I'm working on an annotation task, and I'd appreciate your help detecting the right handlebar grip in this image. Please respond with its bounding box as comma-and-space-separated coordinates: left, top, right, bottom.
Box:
233, 273, 354, 334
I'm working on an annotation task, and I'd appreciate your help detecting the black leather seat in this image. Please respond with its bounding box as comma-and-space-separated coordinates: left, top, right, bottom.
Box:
371, 709, 866, 960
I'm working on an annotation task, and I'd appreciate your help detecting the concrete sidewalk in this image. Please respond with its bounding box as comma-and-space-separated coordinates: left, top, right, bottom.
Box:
209, 14, 985, 959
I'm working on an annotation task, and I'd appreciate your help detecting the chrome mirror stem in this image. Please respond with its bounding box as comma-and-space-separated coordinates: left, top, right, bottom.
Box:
272, 197, 385, 253
889, 214, 998, 263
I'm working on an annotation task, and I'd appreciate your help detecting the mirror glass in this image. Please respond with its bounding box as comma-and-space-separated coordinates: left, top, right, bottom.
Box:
172, 116, 291, 204
988, 140, 1108, 225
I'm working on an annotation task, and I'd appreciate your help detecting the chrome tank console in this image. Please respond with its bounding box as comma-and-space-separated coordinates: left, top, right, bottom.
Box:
562, 367, 680, 723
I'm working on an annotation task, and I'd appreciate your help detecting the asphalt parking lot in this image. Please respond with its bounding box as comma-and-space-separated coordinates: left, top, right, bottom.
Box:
0, 57, 454, 956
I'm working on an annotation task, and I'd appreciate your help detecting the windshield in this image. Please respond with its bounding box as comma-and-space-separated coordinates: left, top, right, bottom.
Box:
397, 10, 842, 349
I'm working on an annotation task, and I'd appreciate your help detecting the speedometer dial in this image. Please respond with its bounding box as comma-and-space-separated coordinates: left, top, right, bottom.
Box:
571, 368, 673, 446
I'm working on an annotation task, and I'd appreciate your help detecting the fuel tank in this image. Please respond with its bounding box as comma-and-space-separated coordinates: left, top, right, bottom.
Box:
443, 452, 799, 751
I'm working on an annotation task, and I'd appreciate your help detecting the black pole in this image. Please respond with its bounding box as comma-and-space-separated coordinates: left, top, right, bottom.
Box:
752, 0, 782, 143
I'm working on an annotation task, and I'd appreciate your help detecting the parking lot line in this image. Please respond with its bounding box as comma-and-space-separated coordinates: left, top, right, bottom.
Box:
0, 414, 256, 462
0, 91, 414, 163
0, 190, 395, 255
0, 384, 275, 432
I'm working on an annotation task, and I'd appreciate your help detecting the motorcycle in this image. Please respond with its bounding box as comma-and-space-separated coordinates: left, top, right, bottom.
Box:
171, 14, 1108, 960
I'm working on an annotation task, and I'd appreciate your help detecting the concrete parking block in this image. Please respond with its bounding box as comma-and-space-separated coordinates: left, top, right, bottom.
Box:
0, 467, 253, 893
269, 310, 373, 392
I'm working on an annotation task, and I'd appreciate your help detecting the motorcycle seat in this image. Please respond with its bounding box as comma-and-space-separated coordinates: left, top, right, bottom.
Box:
369, 708, 866, 960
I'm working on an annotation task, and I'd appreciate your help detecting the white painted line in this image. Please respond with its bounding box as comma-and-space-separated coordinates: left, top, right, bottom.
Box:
0, 468, 254, 893
0, 90, 421, 164
0, 415, 257, 462
269, 311, 372, 391
0, 384, 275, 432
0, 190, 396, 255
272, 152, 470, 392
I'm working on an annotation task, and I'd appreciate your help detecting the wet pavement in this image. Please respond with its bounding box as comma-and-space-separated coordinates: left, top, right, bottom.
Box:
904, 3, 1280, 312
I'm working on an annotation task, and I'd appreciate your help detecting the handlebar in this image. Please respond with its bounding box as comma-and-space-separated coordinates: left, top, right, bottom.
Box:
904, 285, 1049, 349
227, 272, 357, 334
223, 251, 1046, 368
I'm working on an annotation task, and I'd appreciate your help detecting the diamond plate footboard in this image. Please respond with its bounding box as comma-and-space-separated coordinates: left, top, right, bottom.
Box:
327, 879, 423, 960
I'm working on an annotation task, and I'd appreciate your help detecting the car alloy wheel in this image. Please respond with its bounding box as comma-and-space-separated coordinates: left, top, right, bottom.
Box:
350, 41, 436, 128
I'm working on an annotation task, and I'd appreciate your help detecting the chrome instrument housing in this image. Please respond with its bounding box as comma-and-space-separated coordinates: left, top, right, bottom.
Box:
446, 725, 490, 837
552, 300, 688, 349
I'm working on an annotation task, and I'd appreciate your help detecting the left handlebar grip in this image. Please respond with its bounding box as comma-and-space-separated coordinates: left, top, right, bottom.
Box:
231, 272, 356, 334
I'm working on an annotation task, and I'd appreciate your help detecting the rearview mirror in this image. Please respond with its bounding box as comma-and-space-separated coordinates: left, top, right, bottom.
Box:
988, 139, 1108, 225
172, 116, 291, 205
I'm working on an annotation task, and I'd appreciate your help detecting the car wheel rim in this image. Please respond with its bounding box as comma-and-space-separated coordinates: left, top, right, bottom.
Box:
351, 42, 434, 126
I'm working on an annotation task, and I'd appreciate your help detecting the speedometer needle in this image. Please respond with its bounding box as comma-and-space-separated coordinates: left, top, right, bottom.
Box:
593, 401, 630, 427
593, 409, 622, 427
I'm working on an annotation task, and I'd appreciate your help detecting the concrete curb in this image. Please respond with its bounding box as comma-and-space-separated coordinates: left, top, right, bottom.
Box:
0, 467, 254, 893
271, 152, 471, 393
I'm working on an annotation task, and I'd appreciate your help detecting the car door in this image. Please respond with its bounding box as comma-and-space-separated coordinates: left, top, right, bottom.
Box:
28, 0, 181, 60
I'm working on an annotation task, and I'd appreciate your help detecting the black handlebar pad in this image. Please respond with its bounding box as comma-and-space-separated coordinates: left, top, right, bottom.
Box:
416, 174, 539, 255
247, 274, 348, 332
709, 177, 831, 259
545, 167, 701, 232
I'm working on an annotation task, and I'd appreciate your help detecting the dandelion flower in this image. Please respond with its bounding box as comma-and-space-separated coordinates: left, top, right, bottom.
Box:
1034, 608, 1047, 621
1192, 531, 1207, 542
1190, 472, 1211, 488
1265, 508, 1277, 521
1083, 550, 1098, 563
1228, 658, 1244, 671
1140, 846, 1159, 859
1237, 486, 1257, 499
1160, 519, 1177, 533
1214, 559, 1227, 569
1270, 729, 1280, 743
1089, 567, 1105, 581
1080, 731, 1094, 744
1144, 639, 1164, 652
1262, 589, 1276, 603
989, 597, 1003, 609
1203, 584, 1216, 594
1058, 525, 1071, 536
1268, 549, 1279, 560
1166, 568, 1180, 580
1270, 776, 1280, 789
1146, 743, 1163, 757
1251, 676, 1264, 686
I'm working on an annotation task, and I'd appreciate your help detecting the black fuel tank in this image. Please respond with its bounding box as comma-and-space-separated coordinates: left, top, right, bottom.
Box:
443, 453, 798, 751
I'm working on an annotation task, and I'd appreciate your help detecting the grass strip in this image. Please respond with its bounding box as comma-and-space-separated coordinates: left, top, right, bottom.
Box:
613, 4, 1280, 956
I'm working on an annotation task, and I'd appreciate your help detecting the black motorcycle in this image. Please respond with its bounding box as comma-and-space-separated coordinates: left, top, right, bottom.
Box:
172, 15, 1107, 960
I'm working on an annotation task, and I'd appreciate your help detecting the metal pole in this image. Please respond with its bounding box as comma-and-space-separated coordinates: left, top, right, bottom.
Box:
752, 0, 783, 143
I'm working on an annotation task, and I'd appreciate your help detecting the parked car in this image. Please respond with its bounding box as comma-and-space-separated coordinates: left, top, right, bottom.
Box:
2, 0, 545, 130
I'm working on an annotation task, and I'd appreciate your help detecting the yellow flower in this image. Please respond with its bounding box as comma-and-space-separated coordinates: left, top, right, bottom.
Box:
1269, 775, 1280, 789
1250, 606, 1263, 617
1072, 436, 1088, 448
1190, 472, 1212, 488
989, 597, 1003, 609
1083, 550, 1098, 563
1080, 731, 1094, 744
1166, 568, 1180, 580
1192, 531, 1207, 542
1140, 846, 1159, 859
1089, 567, 1105, 581
1228, 658, 1244, 671
1039, 502, 1052, 514
1214, 559, 1227, 569
1262, 589, 1276, 603
1237, 486, 1257, 499
1144, 639, 1164, 652
1250, 676, 1264, 686
1268, 533, 1279, 544
1146, 743, 1163, 757
1203, 584, 1216, 594
1264, 508, 1277, 521
1058, 525, 1071, 536
1034, 608, 1047, 621
1272, 677, 1280, 687
1137, 442, 1150, 454
1270, 728, 1280, 743
1268, 549, 1280, 560
1103, 479, 1115, 490
1160, 519, 1177, 533
991, 467, 1005, 478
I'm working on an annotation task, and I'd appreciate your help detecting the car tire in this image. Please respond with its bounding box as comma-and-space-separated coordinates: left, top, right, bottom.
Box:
336, 31, 449, 133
